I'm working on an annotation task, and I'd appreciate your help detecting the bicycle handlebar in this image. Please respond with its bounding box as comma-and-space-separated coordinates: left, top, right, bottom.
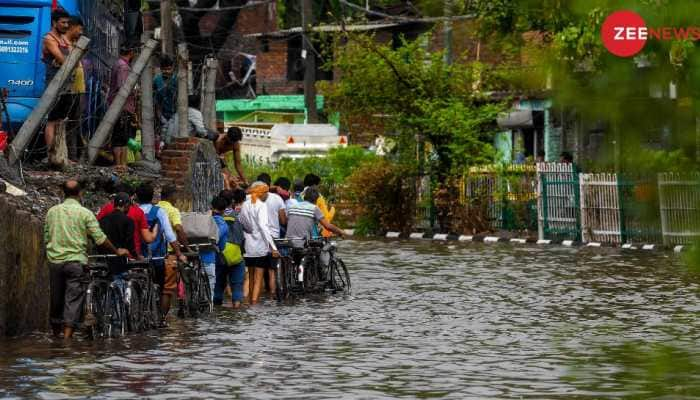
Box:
88, 255, 165, 263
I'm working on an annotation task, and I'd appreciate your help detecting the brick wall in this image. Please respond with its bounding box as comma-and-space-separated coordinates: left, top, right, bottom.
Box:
255, 39, 305, 94
235, 2, 277, 34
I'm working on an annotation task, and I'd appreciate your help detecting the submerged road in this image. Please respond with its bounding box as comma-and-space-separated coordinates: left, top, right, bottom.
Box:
0, 239, 697, 399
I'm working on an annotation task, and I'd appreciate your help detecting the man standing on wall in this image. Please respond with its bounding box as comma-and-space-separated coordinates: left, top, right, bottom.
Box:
41, 9, 72, 167
63, 16, 85, 161
215, 127, 247, 189
108, 46, 137, 168
45, 180, 129, 339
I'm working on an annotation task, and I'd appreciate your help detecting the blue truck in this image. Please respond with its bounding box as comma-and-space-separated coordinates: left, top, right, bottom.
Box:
0, 0, 118, 135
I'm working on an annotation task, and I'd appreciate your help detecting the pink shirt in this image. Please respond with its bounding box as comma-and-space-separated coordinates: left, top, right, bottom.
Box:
108, 57, 136, 114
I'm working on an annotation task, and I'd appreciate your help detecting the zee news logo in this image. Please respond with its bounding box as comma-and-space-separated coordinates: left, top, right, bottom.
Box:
601, 10, 700, 57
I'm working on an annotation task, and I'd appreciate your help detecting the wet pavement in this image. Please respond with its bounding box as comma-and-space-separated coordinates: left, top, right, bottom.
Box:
0, 239, 697, 399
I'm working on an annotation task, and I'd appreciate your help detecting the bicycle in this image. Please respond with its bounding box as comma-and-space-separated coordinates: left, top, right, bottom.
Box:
274, 238, 306, 300
323, 239, 351, 295
179, 242, 214, 318
274, 237, 351, 298
84, 256, 127, 339
123, 257, 162, 332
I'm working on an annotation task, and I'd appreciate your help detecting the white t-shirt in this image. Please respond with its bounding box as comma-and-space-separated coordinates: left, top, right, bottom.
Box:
265, 193, 286, 239
239, 199, 277, 257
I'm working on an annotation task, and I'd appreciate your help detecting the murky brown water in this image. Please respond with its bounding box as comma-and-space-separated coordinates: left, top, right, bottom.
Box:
0, 240, 697, 399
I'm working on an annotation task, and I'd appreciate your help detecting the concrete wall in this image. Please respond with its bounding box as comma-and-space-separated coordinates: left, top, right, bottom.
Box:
0, 195, 48, 336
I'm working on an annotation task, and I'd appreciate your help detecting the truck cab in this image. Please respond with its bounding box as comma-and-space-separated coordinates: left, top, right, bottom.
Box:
0, 0, 77, 132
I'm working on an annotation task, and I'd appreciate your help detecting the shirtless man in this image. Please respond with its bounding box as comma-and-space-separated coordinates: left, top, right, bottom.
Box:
42, 9, 72, 157
215, 127, 247, 189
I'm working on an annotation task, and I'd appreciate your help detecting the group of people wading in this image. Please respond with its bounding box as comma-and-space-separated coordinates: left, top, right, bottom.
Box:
45, 173, 346, 339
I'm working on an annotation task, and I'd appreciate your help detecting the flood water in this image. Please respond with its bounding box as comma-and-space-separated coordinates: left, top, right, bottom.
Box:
1, 239, 699, 399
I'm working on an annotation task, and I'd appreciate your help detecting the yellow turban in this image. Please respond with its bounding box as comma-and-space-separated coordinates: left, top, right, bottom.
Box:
248, 181, 269, 203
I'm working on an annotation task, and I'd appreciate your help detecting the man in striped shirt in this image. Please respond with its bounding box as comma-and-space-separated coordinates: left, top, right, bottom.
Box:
286, 187, 345, 247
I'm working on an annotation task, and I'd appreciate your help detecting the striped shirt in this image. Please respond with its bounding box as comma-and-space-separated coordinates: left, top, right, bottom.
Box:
45, 198, 107, 264
286, 201, 324, 243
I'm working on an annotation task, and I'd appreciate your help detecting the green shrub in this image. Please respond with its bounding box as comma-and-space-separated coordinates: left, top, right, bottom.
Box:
346, 159, 417, 235
241, 145, 379, 189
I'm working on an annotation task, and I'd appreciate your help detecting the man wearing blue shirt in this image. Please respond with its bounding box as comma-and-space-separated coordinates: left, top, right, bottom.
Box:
200, 196, 229, 300
153, 55, 177, 126
136, 184, 186, 320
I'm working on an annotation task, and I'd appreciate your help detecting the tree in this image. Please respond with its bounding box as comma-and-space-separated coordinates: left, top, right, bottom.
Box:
319, 34, 505, 179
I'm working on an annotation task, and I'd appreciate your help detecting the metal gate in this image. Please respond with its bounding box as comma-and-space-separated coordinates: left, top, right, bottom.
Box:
580, 173, 621, 244
191, 150, 224, 213
415, 175, 434, 230
658, 172, 700, 245
538, 162, 581, 241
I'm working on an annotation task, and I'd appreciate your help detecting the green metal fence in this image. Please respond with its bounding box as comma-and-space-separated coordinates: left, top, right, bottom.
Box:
538, 163, 581, 241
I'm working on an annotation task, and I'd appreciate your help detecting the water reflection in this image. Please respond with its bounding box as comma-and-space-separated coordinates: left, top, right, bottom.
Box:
0, 240, 695, 399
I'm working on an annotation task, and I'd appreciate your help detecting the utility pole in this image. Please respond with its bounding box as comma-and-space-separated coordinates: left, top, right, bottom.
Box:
177, 43, 189, 139
301, 0, 318, 123
141, 31, 156, 162
201, 57, 218, 132
88, 39, 159, 164
8, 36, 90, 166
443, 0, 453, 65
161, 0, 174, 57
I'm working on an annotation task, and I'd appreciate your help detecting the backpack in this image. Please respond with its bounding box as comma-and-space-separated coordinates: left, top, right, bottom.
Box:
222, 212, 244, 266
143, 206, 166, 263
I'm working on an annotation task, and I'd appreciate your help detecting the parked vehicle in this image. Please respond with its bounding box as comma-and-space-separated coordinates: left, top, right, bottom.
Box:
235, 123, 348, 164
0, 0, 120, 135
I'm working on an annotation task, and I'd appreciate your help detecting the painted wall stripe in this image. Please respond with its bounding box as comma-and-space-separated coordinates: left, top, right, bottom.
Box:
410, 233, 424, 239
675, 245, 685, 253
458, 235, 473, 242
510, 238, 527, 244
562, 240, 574, 247
386, 232, 401, 238
484, 236, 500, 243
537, 240, 551, 245
643, 244, 655, 250
433, 234, 449, 241
587, 242, 602, 247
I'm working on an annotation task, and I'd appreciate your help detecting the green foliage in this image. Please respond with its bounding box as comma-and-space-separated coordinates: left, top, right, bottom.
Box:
345, 159, 417, 235
320, 34, 507, 178
624, 148, 695, 175
241, 145, 379, 187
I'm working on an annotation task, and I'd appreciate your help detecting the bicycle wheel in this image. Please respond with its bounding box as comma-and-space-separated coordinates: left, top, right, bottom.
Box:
125, 282, 143, 333
283, 257, 296, 296
329, 258, 351, 295
196, 269, 213, 315
304, 256, 321, 293
184, 266, 199, 318
83, 281, 105, 339
274, 258, 284, 302
105, 284, 126, 337
145, 283, 161, 329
